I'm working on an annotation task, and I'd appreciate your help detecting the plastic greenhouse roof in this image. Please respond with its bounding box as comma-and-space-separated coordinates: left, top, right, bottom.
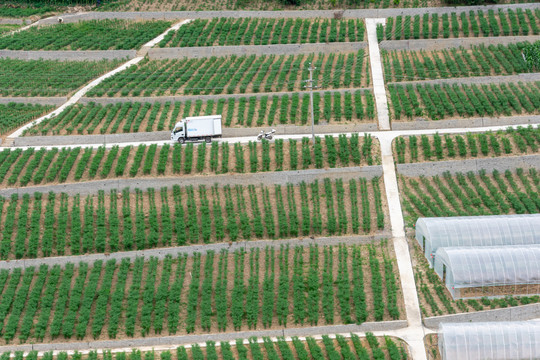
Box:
434, 245, 540, 288
439, 321, 540, 360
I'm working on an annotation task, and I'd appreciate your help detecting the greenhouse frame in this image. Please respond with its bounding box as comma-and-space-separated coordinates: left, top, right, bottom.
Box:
434, 245, 540, 299
439, 321, 540, 360
415, 214, 540, 266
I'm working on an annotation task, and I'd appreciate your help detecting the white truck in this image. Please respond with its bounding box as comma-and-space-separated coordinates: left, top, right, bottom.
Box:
171, 115, 222, 144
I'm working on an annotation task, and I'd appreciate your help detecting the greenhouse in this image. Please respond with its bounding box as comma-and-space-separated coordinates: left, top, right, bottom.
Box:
415, 214, 540, 266
439, 321, 540, 360
434, 245, 540, 299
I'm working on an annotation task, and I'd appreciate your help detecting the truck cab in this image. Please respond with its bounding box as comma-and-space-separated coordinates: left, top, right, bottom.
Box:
171, 121, 186, 143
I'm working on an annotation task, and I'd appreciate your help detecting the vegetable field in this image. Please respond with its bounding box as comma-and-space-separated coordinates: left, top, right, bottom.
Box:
399, 168, 540, 226
0, 103, 53, 135
387, 81, 540, 121
27, 91, 376, 135
0, 58, 123, 97
394, 126, 540, 163
87, 51, 370, 97
0, 5, 56, 18
380, 9, 540, 41
0, 20, 172, 50
158, 18, 365, 47
0, 136, 378, 187
0, 334, 409, 360
0, 244, 401, 343
382, 42, 531, 82
0, 24, 19, 35
0, 179, 386, 258
413, 242, 540, 318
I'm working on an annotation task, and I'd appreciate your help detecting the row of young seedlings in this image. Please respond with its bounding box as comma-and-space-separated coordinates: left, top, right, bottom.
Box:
387, 81, 540, 120
400, 168, 540, 224
377, 9, 540, 41
394, 126, 540, 163
0, 244, 400, 343
0, 333, 408, 360
0, 178, 385, 259
87, 51, 370, 97
0, 136, 377, 187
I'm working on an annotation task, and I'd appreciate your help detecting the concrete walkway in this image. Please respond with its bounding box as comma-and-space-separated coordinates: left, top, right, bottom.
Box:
365, 19, 390, 131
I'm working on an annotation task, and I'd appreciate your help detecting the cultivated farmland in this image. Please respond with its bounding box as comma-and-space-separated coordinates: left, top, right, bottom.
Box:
0, 103, 53, 135
0, 244, 401, 343
0, 20, 172, 50
0, 58, 124, 97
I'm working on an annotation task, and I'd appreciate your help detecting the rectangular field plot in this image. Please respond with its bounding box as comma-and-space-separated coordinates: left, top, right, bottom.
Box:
0, 136, 378, 186
0, 244, 402, 343
394, 126, 540, 163
0, 58, 123, 97
0, 179, 386, 258
381, 9, 540, 41
399, 168, 540, 226
159, 18, 365, 47
387, 81, 540, 121
87, 51, 370, 97
0, 20, 172, 50
27, 92, 375, 135
382, 42, 532, 82
0, 103, 52, 135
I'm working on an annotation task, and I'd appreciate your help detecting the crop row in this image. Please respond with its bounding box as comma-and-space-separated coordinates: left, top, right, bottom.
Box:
399, 168, 540, 226
0, 58, 124, 97
0, 20, 172, 50
0, 103, 52, 135
387, 81, 540, 121
0, 136, 378, 187
88, 51, 370, 97
0, 334, 409, 360
382, 42, 532, 82
0, 244, 400, 343
159, 18, 365, 47
28, 91, 375, 135
0, 179, 385, 258
394, 126, 540, 163
379, 9, 540, 41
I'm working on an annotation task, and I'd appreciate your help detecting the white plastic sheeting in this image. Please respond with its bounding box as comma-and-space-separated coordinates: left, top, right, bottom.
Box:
415, 214, 540, 266
439, 321, 540, 360
434, 245, 540, 299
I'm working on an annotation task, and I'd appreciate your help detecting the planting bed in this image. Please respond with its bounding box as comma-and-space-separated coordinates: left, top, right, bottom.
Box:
393, 126, 540, 163
411, 240, 540, 318
87, 51, 371, 97
0, 335, 409, 360
0, 135, 379, 187
0, 20, 172, 50
0, 4, 57, 18
0, 103, 53, 135
0, 24, 19, 35
27, 91, 375, 135
379, 9, 540, 41
158, 18, 365, 47
0, 243, 402, 343
387, 81, 540, 121
0, 178, 386, 258
382, 42, 533, 82
0, 58, 123, 97
399, 168, 540, 226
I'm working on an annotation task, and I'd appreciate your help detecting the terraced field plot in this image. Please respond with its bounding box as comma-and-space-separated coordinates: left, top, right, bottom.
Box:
0, 178, 386, 258
159, 18, 365, 47
0, 58, 123, 97
399, 168, 540, 225
393, 126, 540, 163
380, 8, 540, 41
87, 51, 370, 97
0, 20, 172, 50
382, 42, 533, 82
0, 135, 378, 187
0, 243, 401, 343
0, 103, 53, 135
387, 81, 540, 121
27, 91, 375, 135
